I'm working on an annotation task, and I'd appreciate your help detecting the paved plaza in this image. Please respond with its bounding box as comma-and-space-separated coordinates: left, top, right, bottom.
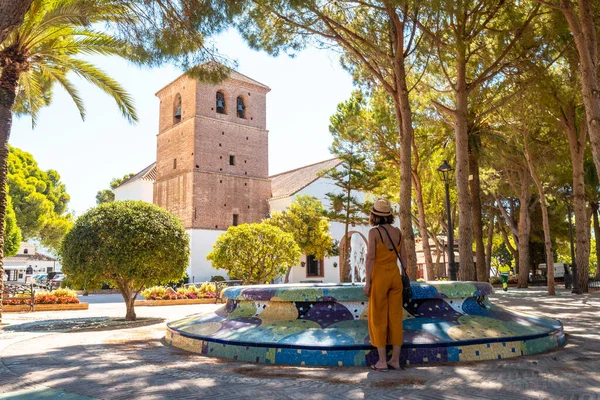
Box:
0, 288, 599, 399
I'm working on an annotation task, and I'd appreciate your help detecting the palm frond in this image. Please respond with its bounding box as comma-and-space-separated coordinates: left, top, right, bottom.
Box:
34, 30, 135, 60
6, 0, 138, 126
13, 67, 52, 127
64, 58, 137, 123
39, 64, 86, 121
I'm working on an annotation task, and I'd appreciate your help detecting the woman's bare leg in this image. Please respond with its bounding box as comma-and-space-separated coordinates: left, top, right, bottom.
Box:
375, 347, 388, 369
387, 345, 401, 369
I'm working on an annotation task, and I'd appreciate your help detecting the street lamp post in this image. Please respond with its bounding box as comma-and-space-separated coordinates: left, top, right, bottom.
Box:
564, 187, 582, 294
438, 160, 457, 281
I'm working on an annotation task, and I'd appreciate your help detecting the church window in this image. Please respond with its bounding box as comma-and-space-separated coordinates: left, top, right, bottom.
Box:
173, 94, 182, 124
236, 97, 246, 119
173, 158, 177, 169
216, 91, 226, 114
233, 214, 239, 226
23, 249, 28, 254
229, 155, 235, 166
306, 255, 323, 277
26, 266, 33, 275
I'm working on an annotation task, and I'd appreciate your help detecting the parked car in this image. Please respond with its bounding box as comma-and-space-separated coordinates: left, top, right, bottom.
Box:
49, 275, 66, 288
48, 271, 63, 280
33, 274, 48, 286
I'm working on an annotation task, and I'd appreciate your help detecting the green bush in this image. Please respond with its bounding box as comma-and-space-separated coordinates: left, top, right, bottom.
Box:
489, 276, 502, 285
142, 285, 216, 300
141, 286, 167, 299
61, 200, 190, 320
210, 275, 226, 282
50, 288, 78, 298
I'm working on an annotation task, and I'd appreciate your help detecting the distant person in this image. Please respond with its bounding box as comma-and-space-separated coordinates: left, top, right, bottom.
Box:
499, 264, 511, 292
363, 198, 405, 371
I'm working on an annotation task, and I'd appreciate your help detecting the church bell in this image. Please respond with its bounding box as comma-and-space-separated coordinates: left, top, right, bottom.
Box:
174, 106, 181, 118
217, 99, 225, 108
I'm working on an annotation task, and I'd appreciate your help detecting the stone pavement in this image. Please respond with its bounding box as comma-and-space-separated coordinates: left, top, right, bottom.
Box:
0, 289, 599, 399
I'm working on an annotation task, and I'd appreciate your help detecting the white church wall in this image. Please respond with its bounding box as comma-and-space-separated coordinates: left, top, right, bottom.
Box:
187, 229, 229, 283
275, 174, 372, 284
114, 179, 154, 203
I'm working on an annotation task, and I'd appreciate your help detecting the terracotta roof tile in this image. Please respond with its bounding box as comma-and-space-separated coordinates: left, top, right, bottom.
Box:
270, 158, 342, 200
5, 252, 56, 263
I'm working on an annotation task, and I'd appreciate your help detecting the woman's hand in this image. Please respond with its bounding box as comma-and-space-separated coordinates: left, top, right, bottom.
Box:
363, 282, 371, 297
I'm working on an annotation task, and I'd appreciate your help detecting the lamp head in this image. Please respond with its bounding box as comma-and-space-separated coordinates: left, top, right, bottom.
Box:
437, 160, 453, 183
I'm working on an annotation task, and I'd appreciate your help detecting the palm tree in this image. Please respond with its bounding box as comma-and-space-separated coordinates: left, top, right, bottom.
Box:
0, 0, 138, 321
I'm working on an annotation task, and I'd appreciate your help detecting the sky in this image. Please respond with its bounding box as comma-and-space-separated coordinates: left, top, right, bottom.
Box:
9, 28, 355, 217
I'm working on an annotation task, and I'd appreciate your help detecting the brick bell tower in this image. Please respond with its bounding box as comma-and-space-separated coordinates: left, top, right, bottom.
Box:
154, 70, 271, 230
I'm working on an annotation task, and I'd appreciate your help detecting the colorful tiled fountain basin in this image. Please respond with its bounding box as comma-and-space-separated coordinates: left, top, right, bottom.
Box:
166, 282, 565, 367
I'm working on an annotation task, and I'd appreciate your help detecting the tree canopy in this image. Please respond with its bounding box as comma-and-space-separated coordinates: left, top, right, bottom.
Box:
61, 200, 190, 320
207, 222, 301, 284
95, 172, 135, 204
7, 146, 72, 251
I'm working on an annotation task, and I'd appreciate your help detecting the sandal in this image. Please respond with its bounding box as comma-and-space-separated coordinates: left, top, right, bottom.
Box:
370, 365, 389, 372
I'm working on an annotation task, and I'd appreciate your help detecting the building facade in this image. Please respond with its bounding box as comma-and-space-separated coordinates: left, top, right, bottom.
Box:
114, 69, 371, 283
3, 242, 60, 284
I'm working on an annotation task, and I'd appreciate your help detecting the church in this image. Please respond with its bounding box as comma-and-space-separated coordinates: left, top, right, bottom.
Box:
113, 69, 371, 283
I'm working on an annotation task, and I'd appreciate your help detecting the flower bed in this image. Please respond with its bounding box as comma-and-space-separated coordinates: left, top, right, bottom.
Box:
141, 285, 216, 301
2, 288, 82, 312
3, 303, 89, 312
135, 298, 216, 306
136, 285, 217, 306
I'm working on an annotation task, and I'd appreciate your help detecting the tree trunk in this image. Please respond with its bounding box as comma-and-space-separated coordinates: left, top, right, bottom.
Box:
116, 280, 137, 321
565, 116, 590, 292
497, 197, 520, 274
284, 266, 292, 283
561, 3, 600, 198
125, 297, 136, 321
523, 140, 555, 295
0, 57, 21, 324
485, 214, 495, 279
593, 203, 600, 281
454, 43, 474, 281
0, 0, 33, 44
392, 97, 417, 279
498, 220, 519, 272
517, 169, 531, 289
573, 179, 590, 292
434, 238, 444, 278
340, 198, 351, 282
469, 144, 485, 281
412, 171, 434, 280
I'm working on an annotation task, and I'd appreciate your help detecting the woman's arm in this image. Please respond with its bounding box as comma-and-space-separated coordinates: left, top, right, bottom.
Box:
364, 228, 378, 296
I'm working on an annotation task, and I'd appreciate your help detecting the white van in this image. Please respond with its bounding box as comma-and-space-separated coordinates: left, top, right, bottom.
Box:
538, 263, 571, 280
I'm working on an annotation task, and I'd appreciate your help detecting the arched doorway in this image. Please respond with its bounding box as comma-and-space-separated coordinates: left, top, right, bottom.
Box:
339, 231, 368, 282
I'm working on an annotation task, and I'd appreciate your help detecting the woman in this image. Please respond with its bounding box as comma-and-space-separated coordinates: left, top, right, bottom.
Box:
363, 198, 406, 371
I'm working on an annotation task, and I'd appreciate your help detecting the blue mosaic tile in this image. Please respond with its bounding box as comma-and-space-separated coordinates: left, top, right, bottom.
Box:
167, 282, 564, 367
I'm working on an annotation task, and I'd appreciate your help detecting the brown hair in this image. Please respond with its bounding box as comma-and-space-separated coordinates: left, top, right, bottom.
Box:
369, 212, 395, 226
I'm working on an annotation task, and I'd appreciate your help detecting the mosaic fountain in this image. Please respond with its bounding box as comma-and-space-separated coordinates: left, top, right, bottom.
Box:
166, 283, 565, 367
167, 232, 564, 366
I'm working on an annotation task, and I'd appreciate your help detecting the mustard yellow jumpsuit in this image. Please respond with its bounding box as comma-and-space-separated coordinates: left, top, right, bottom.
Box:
368, 228, 404, 348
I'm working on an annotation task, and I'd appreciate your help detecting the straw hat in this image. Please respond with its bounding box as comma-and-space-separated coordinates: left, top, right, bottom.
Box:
371, 198, 392, 216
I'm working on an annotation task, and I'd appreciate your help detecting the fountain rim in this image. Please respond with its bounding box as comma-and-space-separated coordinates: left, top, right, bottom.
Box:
166, 323, 564, 351
221, 281, 495, 301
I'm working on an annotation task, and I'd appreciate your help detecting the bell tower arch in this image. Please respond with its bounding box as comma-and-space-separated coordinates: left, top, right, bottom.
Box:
154, 70, 271, 230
